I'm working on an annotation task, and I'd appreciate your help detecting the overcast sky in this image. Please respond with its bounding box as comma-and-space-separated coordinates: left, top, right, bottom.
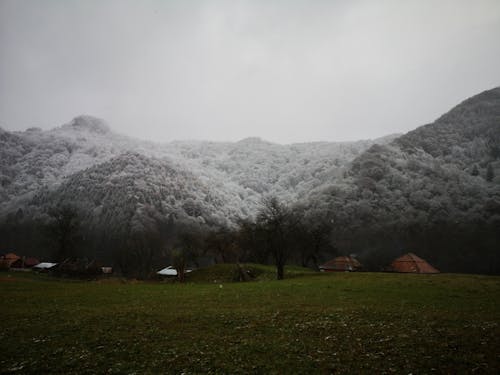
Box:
1, 0, 499, 144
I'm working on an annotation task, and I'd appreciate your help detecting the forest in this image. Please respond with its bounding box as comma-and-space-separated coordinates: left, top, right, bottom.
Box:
1, 88, 499, 276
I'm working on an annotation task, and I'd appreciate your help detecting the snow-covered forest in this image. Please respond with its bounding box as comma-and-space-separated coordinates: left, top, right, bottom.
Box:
1, 87, 499, 274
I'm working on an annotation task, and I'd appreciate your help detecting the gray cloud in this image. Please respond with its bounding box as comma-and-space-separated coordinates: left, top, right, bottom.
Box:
1, 0, 499, 143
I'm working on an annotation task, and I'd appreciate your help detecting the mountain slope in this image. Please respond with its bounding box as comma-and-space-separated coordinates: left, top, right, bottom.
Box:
0, 116, 395, 222
29, 152, 244, 230
1, 87, 499, 273
301, 87, 500, 273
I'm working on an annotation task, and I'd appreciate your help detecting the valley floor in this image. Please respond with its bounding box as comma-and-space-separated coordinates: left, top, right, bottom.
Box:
1, 271, 499, 374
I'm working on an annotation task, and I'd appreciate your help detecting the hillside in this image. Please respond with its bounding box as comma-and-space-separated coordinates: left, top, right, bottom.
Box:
300, 87, 500, 272
0, 116, 393, 224
0, 87, 499, 273
31, 152, 244, 229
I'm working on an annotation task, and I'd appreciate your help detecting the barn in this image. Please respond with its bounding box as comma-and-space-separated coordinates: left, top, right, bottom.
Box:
389, 253, 439, 274
319, 256, 362, 272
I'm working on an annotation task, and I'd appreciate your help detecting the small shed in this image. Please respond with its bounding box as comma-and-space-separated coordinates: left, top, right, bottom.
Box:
33, 262, 58, 271
157, 266, 192, 277
157, 266, 178, 276
319, 256, 362, 272
389, 253, 439, 274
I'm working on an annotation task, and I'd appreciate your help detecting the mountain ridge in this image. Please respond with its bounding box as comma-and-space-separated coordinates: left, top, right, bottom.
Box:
1, 87, 499, 273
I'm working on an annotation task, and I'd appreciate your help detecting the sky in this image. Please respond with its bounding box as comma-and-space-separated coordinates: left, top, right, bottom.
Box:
1, 0, 500, 144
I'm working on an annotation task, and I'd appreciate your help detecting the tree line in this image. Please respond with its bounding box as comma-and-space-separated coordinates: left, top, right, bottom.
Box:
0, 196, 337, 280
1, 194, 499, 278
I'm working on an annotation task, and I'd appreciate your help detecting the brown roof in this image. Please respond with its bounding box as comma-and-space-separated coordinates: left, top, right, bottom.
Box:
4, 253, 20, 260
1, 253, 20, 267
320, 256, 362, 271
390, 253, 439, 274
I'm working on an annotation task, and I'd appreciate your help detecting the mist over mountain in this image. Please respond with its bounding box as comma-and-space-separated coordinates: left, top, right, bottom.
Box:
1, 87, 499, 273
0, 115, 394, 224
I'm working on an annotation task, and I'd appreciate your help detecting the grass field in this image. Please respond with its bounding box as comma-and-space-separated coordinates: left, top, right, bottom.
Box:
1, 268, 499, 374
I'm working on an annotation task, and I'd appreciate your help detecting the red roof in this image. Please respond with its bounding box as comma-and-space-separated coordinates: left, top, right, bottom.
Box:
390, 253, 439, 274
320, 256, 362, 271
1, 253, 20, 267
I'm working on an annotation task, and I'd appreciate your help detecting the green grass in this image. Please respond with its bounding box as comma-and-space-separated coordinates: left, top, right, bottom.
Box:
1, 270, 499, 374
185, 263, 315, 283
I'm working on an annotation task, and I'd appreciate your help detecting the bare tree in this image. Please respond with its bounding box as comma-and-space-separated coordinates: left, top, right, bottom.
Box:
292, 220, 334, 269
236, 220, 268, 264
257, 196, 295, 280
171, 248, 188, 283
170, 226, 204, 282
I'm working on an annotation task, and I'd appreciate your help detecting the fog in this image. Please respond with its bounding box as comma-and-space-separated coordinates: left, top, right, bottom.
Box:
1, 0, 499, 143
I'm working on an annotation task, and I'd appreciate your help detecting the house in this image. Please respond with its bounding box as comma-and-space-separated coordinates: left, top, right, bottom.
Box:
0, 253, 21, 270
319, 256, 362, 272
1, 253, 21, 266
389, 253, 439, 274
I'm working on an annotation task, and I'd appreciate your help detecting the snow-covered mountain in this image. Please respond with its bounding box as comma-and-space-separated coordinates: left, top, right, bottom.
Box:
301, 86, 500, 228
298, 87, 500, 273
0, 115, 395, 227
1, 87, 499, 272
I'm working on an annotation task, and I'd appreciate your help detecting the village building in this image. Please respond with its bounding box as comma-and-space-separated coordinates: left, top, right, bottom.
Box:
157, 266, 193, 277
33, 262, 58, 272
0, 253, 22, 270
389, 253, 439, 274
319, 256, 362, 272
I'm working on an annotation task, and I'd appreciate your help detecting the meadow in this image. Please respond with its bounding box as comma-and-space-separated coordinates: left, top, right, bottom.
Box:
1, 267, 499, 374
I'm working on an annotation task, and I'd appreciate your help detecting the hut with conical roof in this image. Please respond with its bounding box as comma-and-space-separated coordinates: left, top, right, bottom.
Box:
389, 253, 439, 274
319, 256, 362, 272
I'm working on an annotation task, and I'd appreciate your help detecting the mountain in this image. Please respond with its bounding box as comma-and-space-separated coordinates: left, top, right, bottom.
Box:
396, 87, 500, 160
0, 115, 394, 226
300, 87, 500, 272
0, 87, 499, 273
31, 152, 249, 231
